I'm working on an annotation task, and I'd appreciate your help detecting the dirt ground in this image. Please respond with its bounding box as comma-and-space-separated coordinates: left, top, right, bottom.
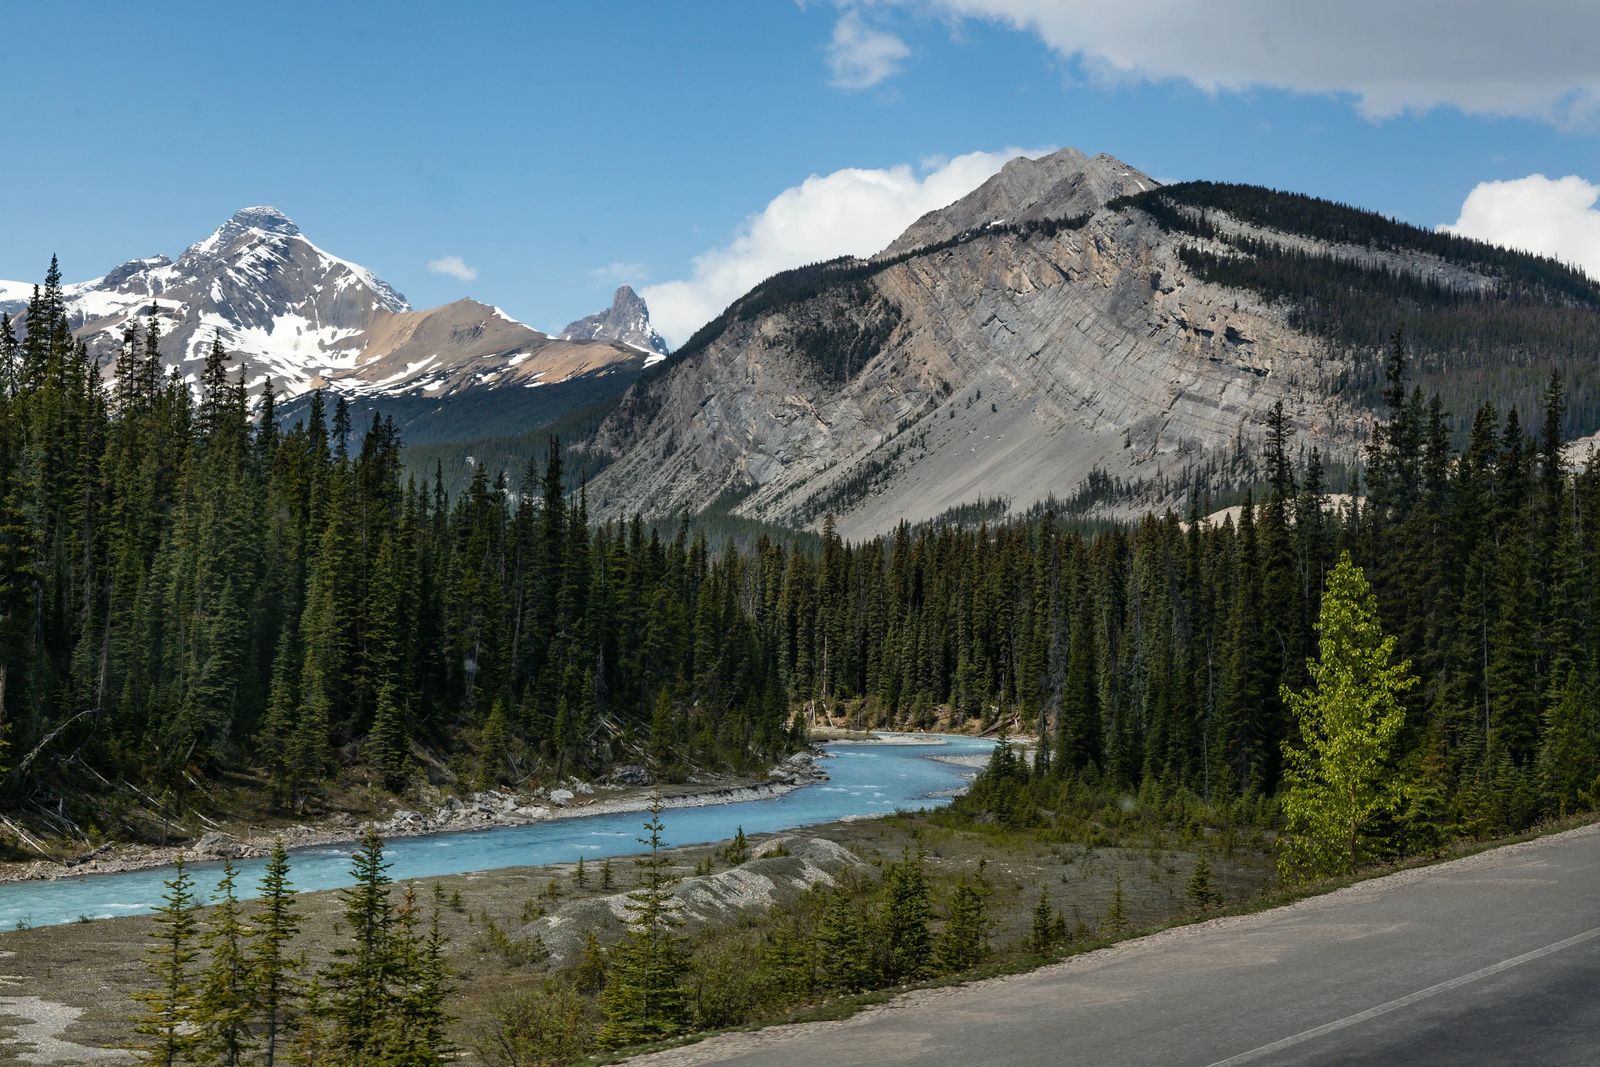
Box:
0, 807, 1275, 1066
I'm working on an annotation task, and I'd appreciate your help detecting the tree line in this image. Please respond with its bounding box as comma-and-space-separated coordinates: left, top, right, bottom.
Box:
4, 254, 1598, 865
0, 263, 795, 832
133, 831, 450, 1066
763, 337, 1599, 852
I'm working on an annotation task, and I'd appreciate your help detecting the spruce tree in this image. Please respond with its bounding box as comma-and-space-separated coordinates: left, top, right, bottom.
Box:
1185, 851, 1220, 912
325, 828, 396, 1062
597, 796, 688, 1049
252, 838, 302, 1067
196, 861, 255, 1066
877, 849, 933, 984
367, 683, 410, 793
816, 890, 872, 993
131, 858, 202, 1066
1104, 876, 1129, 934
1029, 889, 1057, 955
1280, 553, 1417, 882
1538, 669, 1598, 816
934, 877, 989, 973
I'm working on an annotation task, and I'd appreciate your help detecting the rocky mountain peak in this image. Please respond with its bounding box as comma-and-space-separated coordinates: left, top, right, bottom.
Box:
228, 205, 300, 236
881, 146, 1158, 257
560, 284, 669, 358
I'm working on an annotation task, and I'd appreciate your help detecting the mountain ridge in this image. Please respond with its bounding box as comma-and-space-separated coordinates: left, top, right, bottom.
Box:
587, 148, 1600, 537
0, 209, 677, 455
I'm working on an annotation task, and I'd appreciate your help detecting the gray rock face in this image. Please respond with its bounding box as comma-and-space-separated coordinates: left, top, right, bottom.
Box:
586, 147, 1511, 537
517, 835, 864, 963
881, 148, 1159, 257
559, 285, 669, 357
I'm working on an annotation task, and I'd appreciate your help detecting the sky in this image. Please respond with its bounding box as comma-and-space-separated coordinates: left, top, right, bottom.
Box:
1, 1, 1597, 346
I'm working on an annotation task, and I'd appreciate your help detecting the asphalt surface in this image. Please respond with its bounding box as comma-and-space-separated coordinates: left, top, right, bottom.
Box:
631, 823, 1600, 1066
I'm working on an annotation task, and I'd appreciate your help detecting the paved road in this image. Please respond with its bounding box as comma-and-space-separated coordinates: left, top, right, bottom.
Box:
632, 824, 1600, 1066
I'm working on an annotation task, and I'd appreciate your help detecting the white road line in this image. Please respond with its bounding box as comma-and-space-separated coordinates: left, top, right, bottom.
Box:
1204, 924, 1600, 1066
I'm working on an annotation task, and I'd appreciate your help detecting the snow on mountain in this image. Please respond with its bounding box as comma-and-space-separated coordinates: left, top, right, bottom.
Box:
1, 207, 645, 407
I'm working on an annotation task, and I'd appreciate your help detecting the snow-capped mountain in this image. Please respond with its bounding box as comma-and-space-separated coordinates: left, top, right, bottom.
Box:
0, 207, 651, 424
559, 285, 669, 360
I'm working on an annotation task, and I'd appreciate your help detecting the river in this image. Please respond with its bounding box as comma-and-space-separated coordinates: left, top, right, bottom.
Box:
0, 734, 994, 930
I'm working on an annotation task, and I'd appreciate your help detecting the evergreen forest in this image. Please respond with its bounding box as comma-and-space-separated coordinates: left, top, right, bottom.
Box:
1, 260, 1598, 865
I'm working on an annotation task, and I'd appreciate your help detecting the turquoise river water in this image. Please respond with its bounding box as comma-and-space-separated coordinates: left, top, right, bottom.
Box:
0, 735, 993, 930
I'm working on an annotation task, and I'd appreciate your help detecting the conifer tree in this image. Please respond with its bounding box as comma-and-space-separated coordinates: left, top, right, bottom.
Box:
1185, 851, 1220, 912
816, 890, 872, 993
1280, 553, 1417, 881
1029, 889, 1057, 956
325, 828, 396, 1062
196, 861, 255, 1066
1105, 877, 1129, 934
367, 683, 410, 793
597, 796, 688, 1049
132, 858, 202, 1066
877, 849, 933, 984
252, 839, 302, 1067
934, 877, 989, 973
1537, 669, 1598, 816
285, 962, 332, 1067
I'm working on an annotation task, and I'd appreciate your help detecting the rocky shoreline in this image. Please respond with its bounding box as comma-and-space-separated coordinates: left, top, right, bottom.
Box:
0, 751, 827, 886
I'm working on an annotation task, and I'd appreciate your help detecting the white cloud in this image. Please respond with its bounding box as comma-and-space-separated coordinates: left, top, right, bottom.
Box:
641, 147, 1041, 345
590, 261, 650, 285
827, 10, 911, 89
426, 255, 478, 282
1441, 174, 1600, 278
902, 0, 1600, 125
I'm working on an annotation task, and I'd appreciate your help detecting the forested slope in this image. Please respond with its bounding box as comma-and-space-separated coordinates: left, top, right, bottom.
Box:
2, 255, 1595, 855
0, 271, 794, 838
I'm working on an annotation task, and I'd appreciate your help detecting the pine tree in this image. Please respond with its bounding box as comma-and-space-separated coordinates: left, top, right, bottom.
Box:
725, 825, 749, 865
325, 828, 396, 1061
1538, 669, 1598, 816
196, 861, 255, 1066
285, 962, 333, 1067
131, 858, 202, 1066
574, 930, 608, 995
367, 683, 410, 793
1280, 553, 1418, 882
1029, 889, 1057, 955
596, 796, 688, 1049
1185, 851, 1220, 912
816, 890, 872, 993
252, 839, 302, 1067
877, 849, 933, 984
378, 883, 454, 1066
1104, 877, 1129, 934
934, 878, 989, 973
479, 698, 509, 787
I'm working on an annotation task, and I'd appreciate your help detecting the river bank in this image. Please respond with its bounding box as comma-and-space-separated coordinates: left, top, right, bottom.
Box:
0, 751, 826, 887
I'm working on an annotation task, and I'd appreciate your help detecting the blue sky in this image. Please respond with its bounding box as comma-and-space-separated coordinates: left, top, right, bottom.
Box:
2, 1, 1597, 344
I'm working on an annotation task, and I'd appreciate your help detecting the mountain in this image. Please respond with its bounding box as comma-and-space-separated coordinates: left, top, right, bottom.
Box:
880, 147, 1158, 257
1, 206, 652, 450
560, 285, 669, 358
587, 147, 1600, 537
